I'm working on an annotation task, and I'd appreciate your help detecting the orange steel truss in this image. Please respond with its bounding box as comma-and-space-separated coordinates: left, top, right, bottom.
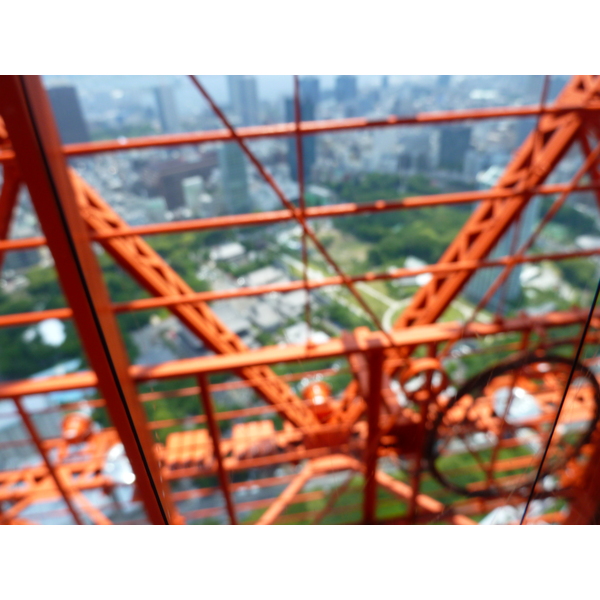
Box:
1, 74, 600, 524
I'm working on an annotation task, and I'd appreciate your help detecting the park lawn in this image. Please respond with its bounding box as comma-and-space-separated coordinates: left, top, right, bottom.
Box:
316, 228, 371, 275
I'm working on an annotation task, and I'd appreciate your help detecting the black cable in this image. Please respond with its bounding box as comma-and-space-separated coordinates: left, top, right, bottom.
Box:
519, 273, 600, 524
19, 77, 170, 525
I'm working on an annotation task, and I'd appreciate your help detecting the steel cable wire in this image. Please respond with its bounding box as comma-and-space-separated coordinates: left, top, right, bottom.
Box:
520, 273, 600, 524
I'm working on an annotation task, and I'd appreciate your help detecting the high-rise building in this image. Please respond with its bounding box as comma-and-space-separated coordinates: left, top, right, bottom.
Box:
227, 75, 259, 126
154, 86, 180, 134
334, 76, 358, 103
219, 143, 251, 213
516, 117, 536, 147
47, 86, 90, 144
436, 126, 471, 171
142, 153, 219, 210
437, 75, 451, 88
285, 97, 316, 183
465, 171, 541, 314
300, 76, 320, 107
526, 75, 545, 99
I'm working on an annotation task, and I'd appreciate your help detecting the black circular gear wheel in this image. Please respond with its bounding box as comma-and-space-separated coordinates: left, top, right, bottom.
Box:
425, 354, 600, 499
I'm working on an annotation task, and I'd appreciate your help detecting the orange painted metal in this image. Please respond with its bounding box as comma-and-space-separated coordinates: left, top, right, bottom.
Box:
0, 307, 597, 403
4, 102, 592, 160
1, 180, 597, 253
70, 170, 316, 429
0, 75, 176, 525
255, 465, 314, 525
302, 381, 334, 422
3, 245, 600, 332
363, 350, 384, 524
3, 74, 600, 525
396, 75, 600, 330
188, 75, 391, 340
197, 374, 237, 525
0, 162, 20, 273
61, 412, 94, 445
465, 139, 600, 325
13, 397, 84, 525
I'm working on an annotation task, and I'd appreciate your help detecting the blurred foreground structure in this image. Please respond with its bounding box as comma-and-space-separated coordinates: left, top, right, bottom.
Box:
1, 75, 600, 524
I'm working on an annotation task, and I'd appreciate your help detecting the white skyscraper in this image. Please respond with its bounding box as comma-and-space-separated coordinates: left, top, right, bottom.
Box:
465, 174, 541, 314
227, 76, 259, 126
154, 86, 180, 134
219, 143, 251, 214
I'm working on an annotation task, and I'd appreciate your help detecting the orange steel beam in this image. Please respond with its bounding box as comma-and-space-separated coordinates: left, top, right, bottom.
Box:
0, 306, 596, 401
363, 350, 384, 524
185, 491, 325, 523
0, 102, 593, 161
129, 308, 600, 382
197, 374, 237, 525
564, 441, 600, 524
310, 472, 354, 525
72, 492, 113, 525
169, 446, 353, 480
255, 464, 314, 525
0, 465, 117, 504
463, 139, 600, 325
395, 75, 600, 330
88, 182, 600, 239
255, 454, 365, 525
3, 245, 600, 331
0, 235, 45, 252
578, 132, 600, 213
2, 181, 600, 253
0, 162, 20, 273
13, 396, 84, 524
9, 330, 598, 437
188, 75, 391, 340
0, 448, 341, 506
407, 344, 437, 523
109, 247, 600, 312
69, 171, 316, 429
0, 75, 176, 525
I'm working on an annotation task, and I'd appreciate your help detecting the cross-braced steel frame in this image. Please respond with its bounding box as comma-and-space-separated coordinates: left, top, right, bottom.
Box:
1, 74, 600, 524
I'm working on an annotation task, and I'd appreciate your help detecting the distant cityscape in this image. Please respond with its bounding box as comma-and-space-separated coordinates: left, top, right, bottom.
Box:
40, 74, 575, 223
2, 74, 600, 522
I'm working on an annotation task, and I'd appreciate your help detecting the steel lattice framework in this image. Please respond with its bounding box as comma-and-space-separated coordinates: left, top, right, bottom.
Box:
1, 74, 600, 525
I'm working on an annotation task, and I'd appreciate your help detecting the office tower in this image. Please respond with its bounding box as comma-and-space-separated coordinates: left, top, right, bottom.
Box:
154, 86, 180, 134
381, 75, 389, 89
516, 117, 536, 147
437, 75, 451, 88
145, 153, 218, 210
219, 143, 251, 213
285, 97, 316, 182
465, 167, 541, 313
437, 126, 472, 171
182, 176, 202, 211
465, 196, 541, 314
47, 86, 90, 144
526, 75, 545, 98
227, 75, 259, 126
334, 76, 358, 103
300, 76, 320, 107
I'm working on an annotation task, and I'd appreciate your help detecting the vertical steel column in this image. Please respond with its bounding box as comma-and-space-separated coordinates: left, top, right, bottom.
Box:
0, 162, 20, 273
198, 374, 237, 525
293, 75, 312, 342
407, 343, 437, 524
13, 396, 84, 525
0, 75, 175, 524
363, 349, 384, 525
